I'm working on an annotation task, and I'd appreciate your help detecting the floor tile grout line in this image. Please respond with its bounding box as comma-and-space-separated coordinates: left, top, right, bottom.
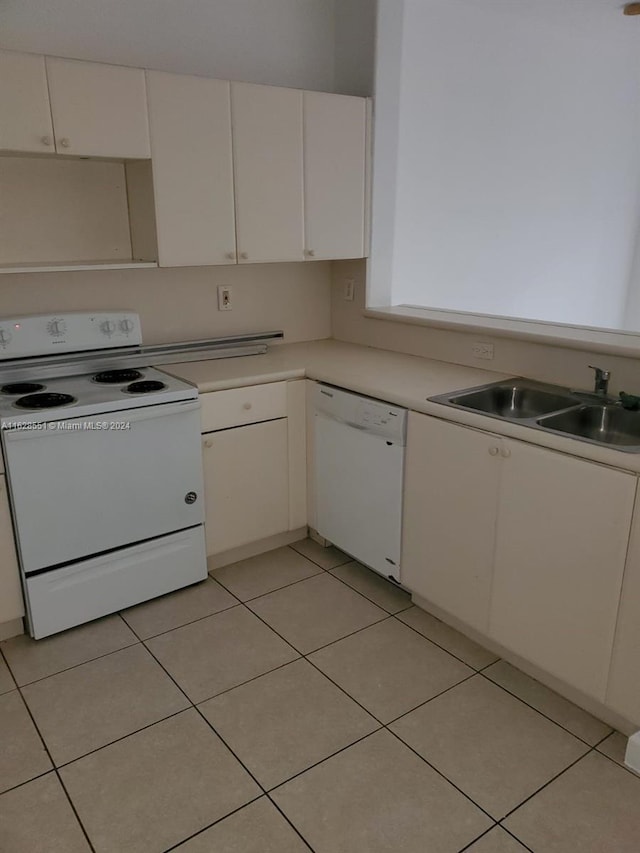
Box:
159, 794, 266, 853
264, 794, 317, 853
499, 824, 537, 853
130, 600, 242, 643
264, 726, 385, 795
324, 566, 413, 615
43, 706, 193, 774
456, 825, 499, 853
287, 542, 353, 572
382, 725, 498, 823
497, 745, 598, 824
383, 670, 480, 728
244, 597, 392, 658
391, 612, 499, 673
243, 569, 391, 618
212, 566, 325, 605
0, 634, 142, 690
0, 646, 17, 693
593, 740, 640, 780
477, 669, 612, 748
7, 687, 96, 852
54, 768, 97, 853
191, 655, 305, 707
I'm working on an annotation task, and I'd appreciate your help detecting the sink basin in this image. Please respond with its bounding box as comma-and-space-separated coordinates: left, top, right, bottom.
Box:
538, 405, 640, 447
449, 384, 579, 419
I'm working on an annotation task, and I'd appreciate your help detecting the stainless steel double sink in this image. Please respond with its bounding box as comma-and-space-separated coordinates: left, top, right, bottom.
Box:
430, 380, 640, 452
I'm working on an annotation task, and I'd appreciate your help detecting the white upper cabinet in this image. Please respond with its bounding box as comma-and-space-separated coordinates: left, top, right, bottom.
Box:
0, 50, 54, 153
146, 72, 236, 267
303, 92, 366, 260
46, 57, 150, 158
231, 82, 304, 263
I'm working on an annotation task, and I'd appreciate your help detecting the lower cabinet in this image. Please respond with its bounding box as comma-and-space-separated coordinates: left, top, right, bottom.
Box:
402, 414, 501, 632
201, 380, 306, 558
0, 474, 24, 624
403, 412, 636, 702
489, 437, 635, 701
203, 418, 289, 554
607, 502, 640, 723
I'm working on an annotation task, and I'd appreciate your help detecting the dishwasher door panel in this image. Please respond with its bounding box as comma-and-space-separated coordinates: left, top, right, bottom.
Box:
314, 412, 403, 580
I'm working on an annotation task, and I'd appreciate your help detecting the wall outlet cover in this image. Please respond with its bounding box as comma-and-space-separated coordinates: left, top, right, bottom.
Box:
343, 279, 355, 301
472, 342, 494, 360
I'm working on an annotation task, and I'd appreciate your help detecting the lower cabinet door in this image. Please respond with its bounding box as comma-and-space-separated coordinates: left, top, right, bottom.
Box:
0, 474, 24, 624
402, 413, 502, 632
490, 439, 636, 700
203, 418, 289, 555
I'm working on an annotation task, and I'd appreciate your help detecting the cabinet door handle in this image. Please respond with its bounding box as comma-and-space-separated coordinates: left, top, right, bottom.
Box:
226, 252, 236, 261
59, 137, 71, 148
41, 135, 52, 147
240, 252, 249, 260
501, 447, 511, 458
306, 249, 316, 257
489, 446, 500, 456
242, 402, 252, 411
203, 438, 213, 449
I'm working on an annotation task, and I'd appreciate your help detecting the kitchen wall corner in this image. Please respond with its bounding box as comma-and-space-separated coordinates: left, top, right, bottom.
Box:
331, 260, 640, 395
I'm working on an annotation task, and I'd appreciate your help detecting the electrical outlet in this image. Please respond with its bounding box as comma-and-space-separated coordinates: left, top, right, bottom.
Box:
472, 342, 494, 360
217, 285, 232, 311
344, 279, 355, 301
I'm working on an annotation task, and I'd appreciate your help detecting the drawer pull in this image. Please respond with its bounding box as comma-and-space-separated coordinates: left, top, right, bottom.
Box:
243, 402, 252, 411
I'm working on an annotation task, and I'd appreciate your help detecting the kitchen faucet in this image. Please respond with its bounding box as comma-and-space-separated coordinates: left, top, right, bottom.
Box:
589, 365, 611, 396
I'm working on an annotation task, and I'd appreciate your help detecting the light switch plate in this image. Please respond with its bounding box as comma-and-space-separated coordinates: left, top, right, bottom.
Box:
217, 286, 232, 311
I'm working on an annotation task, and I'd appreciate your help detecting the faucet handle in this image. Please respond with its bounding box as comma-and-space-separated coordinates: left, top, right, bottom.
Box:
589, 365, 611, 380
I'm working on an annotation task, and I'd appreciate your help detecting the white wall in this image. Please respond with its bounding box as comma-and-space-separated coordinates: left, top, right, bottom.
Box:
0, 0, 337, 91
333, 260, 640, 397
334, 0, 376, 96
0, 263, 332, 346
372, 0, 640, 330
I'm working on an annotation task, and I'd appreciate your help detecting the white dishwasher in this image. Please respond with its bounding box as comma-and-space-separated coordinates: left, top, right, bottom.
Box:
313, 383, 407, 581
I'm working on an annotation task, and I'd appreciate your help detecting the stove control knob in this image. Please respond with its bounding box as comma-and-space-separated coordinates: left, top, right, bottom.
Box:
184, 491, 198, 505
119, 319, 135, 334
47, 318, 66, 337
0, 327, 13, 347
100, 320, 116, 336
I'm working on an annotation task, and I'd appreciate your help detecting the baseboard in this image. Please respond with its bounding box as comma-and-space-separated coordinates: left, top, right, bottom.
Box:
0, 617, 24, 641
207, 527, 308, 570
412, 593, 639, 735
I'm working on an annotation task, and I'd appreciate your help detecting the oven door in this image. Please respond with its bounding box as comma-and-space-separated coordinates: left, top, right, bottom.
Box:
3, 400, 204, 573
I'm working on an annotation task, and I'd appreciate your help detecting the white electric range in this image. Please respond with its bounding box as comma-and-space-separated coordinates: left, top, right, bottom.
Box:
0, 312, 207, 639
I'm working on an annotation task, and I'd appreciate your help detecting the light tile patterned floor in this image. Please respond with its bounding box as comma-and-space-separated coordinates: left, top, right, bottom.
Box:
1, 540, 639, 852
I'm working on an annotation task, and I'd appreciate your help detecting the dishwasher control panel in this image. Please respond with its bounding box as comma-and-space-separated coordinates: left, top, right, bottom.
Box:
314, 383, 407, 444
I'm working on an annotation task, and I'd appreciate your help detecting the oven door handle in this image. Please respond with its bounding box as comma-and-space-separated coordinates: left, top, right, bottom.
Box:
3, 399, 200, 442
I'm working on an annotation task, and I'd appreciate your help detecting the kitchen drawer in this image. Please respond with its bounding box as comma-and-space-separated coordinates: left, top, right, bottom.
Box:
201, 381, 288, 432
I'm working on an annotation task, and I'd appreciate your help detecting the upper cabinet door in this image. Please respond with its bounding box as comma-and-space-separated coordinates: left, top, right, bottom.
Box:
146, 72, 236, 267
0, 50, 54, 154
303, 92, 366, 260
46, 57, 150, 158
231, 82, 304, 263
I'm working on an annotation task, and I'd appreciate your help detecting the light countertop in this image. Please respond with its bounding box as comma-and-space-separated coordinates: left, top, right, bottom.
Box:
161, 338, 640, 474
